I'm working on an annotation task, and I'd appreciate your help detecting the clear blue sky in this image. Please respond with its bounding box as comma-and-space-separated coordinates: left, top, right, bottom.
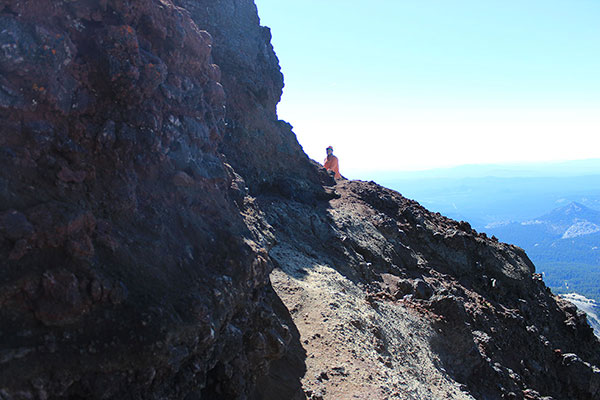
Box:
254, 1, 600, 176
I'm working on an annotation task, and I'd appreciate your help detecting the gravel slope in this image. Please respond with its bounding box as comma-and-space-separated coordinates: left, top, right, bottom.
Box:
271, 244, 475, 400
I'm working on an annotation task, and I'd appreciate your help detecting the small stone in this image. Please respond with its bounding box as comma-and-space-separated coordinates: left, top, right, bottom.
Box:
331, 366, 348, 376
172, 171, 194, 187
57, 166, 87, 183
316, 371, 329, 381
393, 279, 414, 299
413, 279, 433, 299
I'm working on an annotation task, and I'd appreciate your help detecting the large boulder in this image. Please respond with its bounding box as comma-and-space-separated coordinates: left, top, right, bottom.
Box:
0, 1, 289, 398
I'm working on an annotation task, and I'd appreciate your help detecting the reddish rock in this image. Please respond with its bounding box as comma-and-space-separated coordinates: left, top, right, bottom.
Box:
66, 235, 94, 259
0, 0, 290, 398
33, 270, 89, 326
57, 166, 87, 183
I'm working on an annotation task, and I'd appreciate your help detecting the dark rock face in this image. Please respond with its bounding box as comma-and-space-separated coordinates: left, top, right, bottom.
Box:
174, 0, 329, 201
0, 1, 290, 398
1, 1, 599, 400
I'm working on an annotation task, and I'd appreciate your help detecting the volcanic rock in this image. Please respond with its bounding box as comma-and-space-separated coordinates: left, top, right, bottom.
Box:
1, 1, 599, 400
0, 1, 290, 398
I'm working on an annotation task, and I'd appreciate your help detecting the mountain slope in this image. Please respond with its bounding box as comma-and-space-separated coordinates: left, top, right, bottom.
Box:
533, 202, 600, 237
256, 180, 600, 400
1, 1, 599, 400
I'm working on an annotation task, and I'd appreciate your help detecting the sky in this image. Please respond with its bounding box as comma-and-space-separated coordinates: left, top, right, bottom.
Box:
253, 0, 600, 176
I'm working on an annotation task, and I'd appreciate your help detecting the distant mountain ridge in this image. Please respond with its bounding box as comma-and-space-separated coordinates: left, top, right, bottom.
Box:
538, 202, 600, 237
490, 201, 600, 240
486, 202, 600, 259
357, 158, 600, 181
369, 165, 600, 339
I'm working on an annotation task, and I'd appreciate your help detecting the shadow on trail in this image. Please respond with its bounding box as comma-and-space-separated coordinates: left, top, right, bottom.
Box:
251, 289, 307, 400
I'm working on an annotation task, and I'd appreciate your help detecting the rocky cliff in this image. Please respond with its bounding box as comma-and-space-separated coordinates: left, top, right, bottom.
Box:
0, 1, 290, 398
0, 1, 598, 400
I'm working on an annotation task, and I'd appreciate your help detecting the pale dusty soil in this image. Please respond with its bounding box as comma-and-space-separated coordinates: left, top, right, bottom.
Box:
270, 244, 475, 400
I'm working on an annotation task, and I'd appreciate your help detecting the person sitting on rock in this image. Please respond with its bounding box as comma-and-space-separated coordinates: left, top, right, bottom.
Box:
323, 145, 341, 179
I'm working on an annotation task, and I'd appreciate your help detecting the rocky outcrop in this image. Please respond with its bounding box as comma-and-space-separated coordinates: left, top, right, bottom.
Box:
174, 0, 328, 201
1, 1, 599, 400
0, 1, 289, 398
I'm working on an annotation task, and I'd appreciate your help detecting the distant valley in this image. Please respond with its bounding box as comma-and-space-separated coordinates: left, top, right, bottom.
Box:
485, 201, 600, 263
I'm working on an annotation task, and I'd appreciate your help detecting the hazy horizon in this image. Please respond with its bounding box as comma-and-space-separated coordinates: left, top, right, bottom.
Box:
346, 157, 600, 181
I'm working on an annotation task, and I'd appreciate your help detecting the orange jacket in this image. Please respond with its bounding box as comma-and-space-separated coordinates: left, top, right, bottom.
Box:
323, 155, 341, 179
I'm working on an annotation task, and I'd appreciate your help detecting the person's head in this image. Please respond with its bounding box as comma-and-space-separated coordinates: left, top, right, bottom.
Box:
326, 146, 333, 156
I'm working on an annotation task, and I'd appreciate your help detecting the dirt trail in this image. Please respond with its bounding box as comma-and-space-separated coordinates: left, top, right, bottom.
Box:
270, 244, 474, 400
